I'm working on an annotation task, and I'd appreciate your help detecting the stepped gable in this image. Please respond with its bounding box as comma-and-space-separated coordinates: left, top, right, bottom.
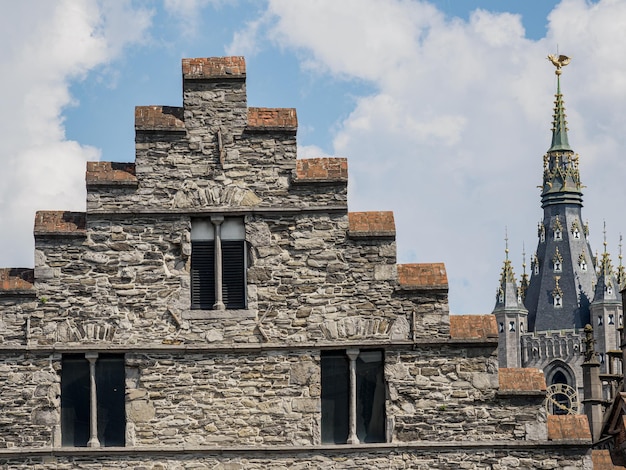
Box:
0, 55, 591, 469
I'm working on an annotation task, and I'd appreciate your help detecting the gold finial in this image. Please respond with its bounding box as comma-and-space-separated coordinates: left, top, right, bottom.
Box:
547, 54, 571, 76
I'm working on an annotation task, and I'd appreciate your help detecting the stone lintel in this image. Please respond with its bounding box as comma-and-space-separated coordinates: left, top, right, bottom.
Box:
34, 211, 86, 237
182, 57, 246, 80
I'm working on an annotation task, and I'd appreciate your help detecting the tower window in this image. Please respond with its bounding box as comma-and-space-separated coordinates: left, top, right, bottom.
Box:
321, 350, 386, 444
554, 294, 562, 308
520, 322, 524, 333
573, 229, 580, 239
609, 314, 615, 325
499, 322, 504, 333
61, 354, 125, 447
191, 218, 246, 310
554, 230, 562, 241
553, 260, 562, 272
509, 321, 515, 332
598, 316, 603, 326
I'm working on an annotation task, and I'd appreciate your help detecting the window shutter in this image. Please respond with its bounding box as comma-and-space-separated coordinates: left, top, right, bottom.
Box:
222, 240, 246, 309
191, 241, 215, 309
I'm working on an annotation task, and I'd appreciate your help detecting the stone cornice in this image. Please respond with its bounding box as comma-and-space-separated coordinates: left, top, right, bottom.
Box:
0, 440, 591, 459
0, 338, 497, 355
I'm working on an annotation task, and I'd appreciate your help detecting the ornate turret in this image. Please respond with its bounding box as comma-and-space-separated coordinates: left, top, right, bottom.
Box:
492, 232, 528, 368
524, 55, 598, 333
590, 223, 621, 370
541, 55, 582, 208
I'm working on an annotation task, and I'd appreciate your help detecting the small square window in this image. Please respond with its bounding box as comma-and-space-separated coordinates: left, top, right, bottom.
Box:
191, 218, 246, 309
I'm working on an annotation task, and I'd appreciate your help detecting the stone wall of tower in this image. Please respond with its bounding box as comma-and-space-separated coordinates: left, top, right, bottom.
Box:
0, 57, 593, 468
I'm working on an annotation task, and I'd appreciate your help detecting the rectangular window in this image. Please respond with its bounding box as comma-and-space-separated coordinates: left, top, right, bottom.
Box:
61, 354, 125, 447
321, 349, 386, 444
191, 218, 246, 310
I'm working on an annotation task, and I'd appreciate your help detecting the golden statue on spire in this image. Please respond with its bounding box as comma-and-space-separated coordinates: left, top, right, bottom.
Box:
547, 54, 571, 75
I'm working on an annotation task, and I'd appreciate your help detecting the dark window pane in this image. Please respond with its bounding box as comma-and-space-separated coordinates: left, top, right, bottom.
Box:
191, 240, 215, 309
96, 355, 126, 446
61, 355, 90, 447
356, 350, 386, 443
222, 240, 246, 309
321, 351, 350, 444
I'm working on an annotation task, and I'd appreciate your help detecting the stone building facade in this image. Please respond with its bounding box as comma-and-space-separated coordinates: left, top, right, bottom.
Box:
0, 56, 597, 468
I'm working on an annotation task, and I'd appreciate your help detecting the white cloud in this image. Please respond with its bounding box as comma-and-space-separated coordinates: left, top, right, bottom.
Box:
163, 0, 226, 36
251, 0, 626, 314
0, 0, 152, 267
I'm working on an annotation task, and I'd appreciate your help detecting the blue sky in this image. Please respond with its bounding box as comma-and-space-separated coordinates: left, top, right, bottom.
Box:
4, 0, 626, 316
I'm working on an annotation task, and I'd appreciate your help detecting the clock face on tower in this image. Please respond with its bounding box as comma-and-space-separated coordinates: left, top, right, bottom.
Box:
545, 383, 579, 415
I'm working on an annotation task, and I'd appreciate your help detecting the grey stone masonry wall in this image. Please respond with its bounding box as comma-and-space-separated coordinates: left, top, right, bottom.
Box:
0, 57, 593, 467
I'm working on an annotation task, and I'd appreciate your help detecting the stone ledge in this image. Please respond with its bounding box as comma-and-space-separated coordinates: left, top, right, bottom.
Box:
85, 206, 349, 217
0, 439, 592, 458
0, 338, 499, 355
182, 56, 246, 80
